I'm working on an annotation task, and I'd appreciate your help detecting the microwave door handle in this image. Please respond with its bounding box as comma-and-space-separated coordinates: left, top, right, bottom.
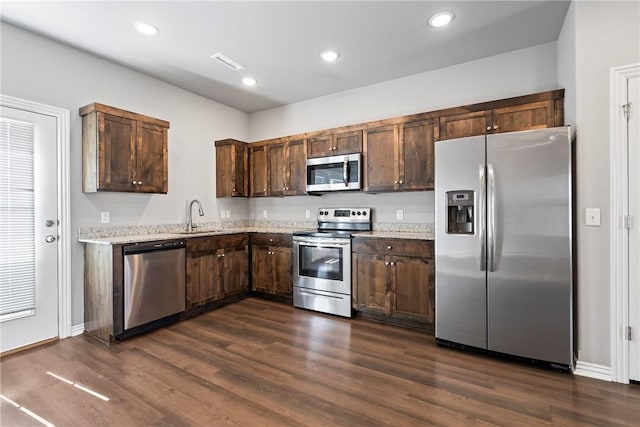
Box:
343, 157, 348, 186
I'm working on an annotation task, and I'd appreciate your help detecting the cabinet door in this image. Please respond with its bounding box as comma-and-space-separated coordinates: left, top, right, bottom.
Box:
215, 144, 233, 197
272, 247, 292, 296
440, 110, 492, 140
285, 138, 307, 196
268, 143, 286, 197
136, 121, 168, 193
364, 125, 398, 192
186, 252, 224, 310
492, 101, 555, 134
400, 119, 437, 191
223, 246, 249, 297
352, 253, 389, 315
97, 112, 136, 191
307, 134, 334, 158
250, 146, 268, 197
391, 256, 434, 324
232, 143, 248, 196
335, 130, 363, 155
251, 245, 272, 293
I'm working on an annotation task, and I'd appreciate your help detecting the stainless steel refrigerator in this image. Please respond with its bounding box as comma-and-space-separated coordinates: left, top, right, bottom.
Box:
435, 126, 573, 369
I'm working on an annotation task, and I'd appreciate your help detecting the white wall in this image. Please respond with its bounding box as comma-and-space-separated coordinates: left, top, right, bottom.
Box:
249, 43, 559, 141
0, 23, 250, 326
558, 0, 640, 367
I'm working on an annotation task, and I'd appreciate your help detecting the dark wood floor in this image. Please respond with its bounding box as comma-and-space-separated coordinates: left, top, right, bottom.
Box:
1, 298, 639, 426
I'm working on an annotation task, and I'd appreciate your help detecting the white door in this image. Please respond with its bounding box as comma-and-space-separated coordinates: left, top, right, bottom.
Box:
629, 75, 640, 382
0, 106, 59, 354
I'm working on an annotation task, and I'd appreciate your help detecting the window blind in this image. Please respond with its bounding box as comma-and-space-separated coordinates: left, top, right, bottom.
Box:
0, 117, 35, 317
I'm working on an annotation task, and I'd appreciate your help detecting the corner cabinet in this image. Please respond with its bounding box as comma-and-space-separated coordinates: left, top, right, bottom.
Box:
352, 237, 435, 332
363, 118, 438, 192
250, 233, 293, 300
215, 139, 248, 197
80, 103, 169, 193
185, 234, 249, 317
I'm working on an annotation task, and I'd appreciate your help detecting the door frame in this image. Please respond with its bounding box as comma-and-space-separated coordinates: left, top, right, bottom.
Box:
609, 63, 640, 384
0, 94, 72, 341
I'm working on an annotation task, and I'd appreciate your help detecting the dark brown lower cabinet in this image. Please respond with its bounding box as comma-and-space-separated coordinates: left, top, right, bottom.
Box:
352, 237, 435, 332
185, 234, 249, 317
250, 233, 293, 299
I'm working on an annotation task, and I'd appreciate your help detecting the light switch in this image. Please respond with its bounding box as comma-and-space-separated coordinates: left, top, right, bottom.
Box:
225, 210, 230, 219
263, 210, 268, 218
220, 210, 225, 219
585, 208, 600, 226
396, 209, 404, 221
100, 211, 110, 224
305, 209, 311, 219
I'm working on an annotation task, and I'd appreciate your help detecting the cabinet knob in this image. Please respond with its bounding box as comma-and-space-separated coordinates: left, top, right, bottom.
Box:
232, 188, 236, 192
493, 125, 498, 130
387, 245, 392, 250
399, 180, 403, 184
394, 180, 398, 184
333, 146, 337, 150
263, 188, 266, 191
390, 262, 395, 266
385, 261, 390, 266
269, 239, 274, 242
486, 126, 492, 131
132, 180, 136, 185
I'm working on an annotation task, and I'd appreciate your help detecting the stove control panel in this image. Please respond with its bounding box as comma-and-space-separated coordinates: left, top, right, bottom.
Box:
317, 208, 371, 223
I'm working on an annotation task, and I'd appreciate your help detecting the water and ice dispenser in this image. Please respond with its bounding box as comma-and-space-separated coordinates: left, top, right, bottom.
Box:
446, 191, 474, 234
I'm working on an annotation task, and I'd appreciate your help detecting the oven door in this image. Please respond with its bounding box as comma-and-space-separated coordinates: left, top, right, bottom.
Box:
293, 236, 351, 295
306, 153, 361, 192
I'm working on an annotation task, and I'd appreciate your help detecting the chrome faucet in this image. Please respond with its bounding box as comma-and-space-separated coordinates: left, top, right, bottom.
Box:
187, 199, 205, 232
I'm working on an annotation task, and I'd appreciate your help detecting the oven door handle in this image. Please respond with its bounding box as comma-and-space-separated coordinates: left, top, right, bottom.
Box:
293, 239, 351, 248
295, 242, 350, 250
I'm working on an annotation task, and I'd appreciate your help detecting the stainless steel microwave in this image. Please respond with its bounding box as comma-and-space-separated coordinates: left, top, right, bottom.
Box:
306, 153, 361, 193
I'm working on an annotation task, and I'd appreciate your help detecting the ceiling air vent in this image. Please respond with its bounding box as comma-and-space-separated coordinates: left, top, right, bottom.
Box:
210, 53, 245, 71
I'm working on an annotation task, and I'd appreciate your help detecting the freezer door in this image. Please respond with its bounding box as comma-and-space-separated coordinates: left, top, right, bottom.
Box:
486, 127, 572, 366
435, 135, 487, 349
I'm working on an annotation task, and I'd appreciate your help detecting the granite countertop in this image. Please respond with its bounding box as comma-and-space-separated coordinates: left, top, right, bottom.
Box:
78, 221, 434, 245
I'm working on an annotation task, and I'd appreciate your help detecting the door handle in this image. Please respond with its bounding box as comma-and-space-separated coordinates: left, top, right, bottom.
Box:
487, 163, 496, 272
45, 235, 56, 243
479, 165, 486, 271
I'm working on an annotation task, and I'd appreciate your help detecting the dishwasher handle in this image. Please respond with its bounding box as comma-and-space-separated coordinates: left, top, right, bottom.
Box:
123, 239, 185, 254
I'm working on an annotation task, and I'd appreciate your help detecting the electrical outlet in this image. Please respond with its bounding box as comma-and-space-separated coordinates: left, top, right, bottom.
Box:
585, 208, 600, 226
100, 211, 110, 224
263, 210, 268, 218
225, 210, 230, 219
396, 209, 404, 221
220, 210, 225, 219
305, 209, 311, 219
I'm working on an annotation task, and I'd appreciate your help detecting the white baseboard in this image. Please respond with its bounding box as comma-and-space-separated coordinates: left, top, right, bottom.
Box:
71, 323, 85, 337
574, 361, 612, 381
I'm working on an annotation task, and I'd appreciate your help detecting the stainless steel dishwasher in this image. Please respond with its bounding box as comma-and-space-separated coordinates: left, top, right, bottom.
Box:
123, 240, 186, 332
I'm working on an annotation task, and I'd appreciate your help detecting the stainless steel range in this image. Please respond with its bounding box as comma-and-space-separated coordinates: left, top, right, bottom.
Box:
293, 208, 371, 317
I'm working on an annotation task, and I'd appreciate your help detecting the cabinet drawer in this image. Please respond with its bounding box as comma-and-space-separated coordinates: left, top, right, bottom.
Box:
187, 233, 248, 253
250, 233, 292, 247
352, 237, 433, 258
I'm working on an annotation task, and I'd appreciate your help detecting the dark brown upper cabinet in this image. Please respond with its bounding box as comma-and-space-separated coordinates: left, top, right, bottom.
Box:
80, 103, 169, 193
215, 139, 248, 198
307, 130, 362, 158
439, 91, 563, 140
363, 118, 438, 192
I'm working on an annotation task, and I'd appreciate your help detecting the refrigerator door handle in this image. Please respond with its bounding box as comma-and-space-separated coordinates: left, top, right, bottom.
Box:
488, 163, 496, 272
479, 164, 486, 271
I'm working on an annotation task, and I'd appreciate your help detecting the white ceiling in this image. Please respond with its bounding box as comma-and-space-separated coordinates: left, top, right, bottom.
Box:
0, 1, 570, 113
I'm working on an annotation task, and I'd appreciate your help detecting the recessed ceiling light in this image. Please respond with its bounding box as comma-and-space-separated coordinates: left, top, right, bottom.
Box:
134, 21, 159, 35
429, 11, 454, 28
242, 77, 257, 87
320, 50, 340, 62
